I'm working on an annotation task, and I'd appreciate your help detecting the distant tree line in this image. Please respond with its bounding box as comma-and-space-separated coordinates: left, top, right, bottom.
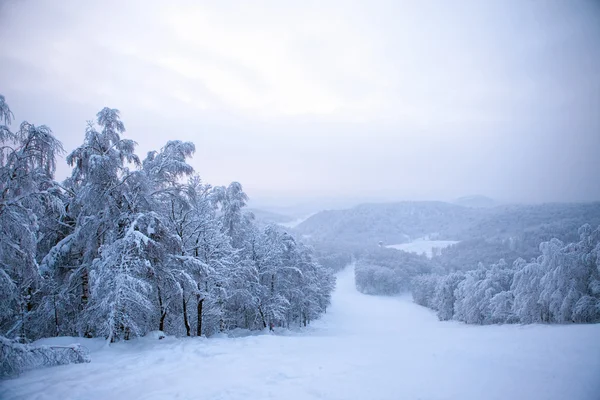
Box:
350, 220, 600, 325
412, 225, 600, 324
354, 248, 434, 295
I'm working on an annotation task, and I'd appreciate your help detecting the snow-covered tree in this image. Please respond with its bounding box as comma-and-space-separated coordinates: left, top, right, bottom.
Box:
0, 95, 336, 376
1, 336, 90, 377
41, 108, 141, 337
0, 95, 64, 340
87, 216, 155, 341
433, 271, 465, 321
176, 176, 235, 336
538, 225, 600, 323
411, 274, 440, 309
214, 181, 253, 248
412, 224, 600, 325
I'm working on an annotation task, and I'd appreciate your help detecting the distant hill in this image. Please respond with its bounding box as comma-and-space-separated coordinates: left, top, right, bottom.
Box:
295, 201, 600, 246
453, 195, 496, 208
462, 202, 600, 244
296, 200, 600, 271
247, 208, 295, 225
294, 201, 479, 246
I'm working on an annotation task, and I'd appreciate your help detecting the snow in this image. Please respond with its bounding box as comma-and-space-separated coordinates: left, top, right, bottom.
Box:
32, 336, 107, 353
2, 266, 599, 400
387, 239, 459, 257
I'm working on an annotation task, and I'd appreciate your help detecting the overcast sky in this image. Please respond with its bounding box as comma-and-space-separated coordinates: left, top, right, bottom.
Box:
1, 0, 599, 207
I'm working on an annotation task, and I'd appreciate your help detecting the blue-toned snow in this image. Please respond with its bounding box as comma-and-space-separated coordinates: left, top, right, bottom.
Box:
2, 266, 599, 400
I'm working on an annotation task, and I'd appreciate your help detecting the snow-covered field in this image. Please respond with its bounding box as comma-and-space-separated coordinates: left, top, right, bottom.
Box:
2, 267, 599, 400
387, 239, 459, 257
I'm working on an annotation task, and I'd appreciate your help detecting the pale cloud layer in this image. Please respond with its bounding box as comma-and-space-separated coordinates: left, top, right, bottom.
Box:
1, 0, 599, 205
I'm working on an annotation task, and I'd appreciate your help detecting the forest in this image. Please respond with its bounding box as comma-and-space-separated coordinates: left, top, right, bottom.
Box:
0, 94, 334, 376
352, 224, 600, 324
296, 198, 600, 325
296, 200, 600, 275
411, 224, 600, 324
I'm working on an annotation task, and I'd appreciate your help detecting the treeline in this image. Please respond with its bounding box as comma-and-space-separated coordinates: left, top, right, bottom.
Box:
295, 202, 473, 246
412, 225, 600, 324
0, 94, 335, 348
434, 239, 524, 272
354, 248, 434, 295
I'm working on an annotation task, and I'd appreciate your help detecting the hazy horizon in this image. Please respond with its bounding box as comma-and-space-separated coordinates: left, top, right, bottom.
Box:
1, 0, 599, 205
248, 194, 600, 219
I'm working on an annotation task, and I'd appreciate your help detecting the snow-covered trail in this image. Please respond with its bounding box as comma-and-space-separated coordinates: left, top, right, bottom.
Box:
2, 266, 600, 400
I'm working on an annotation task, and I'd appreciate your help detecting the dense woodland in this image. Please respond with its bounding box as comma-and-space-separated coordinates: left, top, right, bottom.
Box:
412, 225, 600, 324
295, 200, 600, 274
350, 224, 600, 324
294, 196, 600, 325
354, 249, 433, 295
0, 94, 334, 374
295, 201, 475, 246
296, 201, 600, 248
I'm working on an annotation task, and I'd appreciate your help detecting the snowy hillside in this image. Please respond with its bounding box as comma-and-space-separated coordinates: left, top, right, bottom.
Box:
294, 201, 474, 245
386, 239, 459, 258
295, 201, 600, 246
296, 201, 600, 272
278, 213, 315, 228
2, 266, 599, 400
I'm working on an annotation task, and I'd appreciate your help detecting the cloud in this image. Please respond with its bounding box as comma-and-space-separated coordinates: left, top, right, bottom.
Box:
0, 0, 599, 203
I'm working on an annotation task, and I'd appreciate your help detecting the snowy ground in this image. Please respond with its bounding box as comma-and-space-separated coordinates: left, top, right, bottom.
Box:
387, 239, 459, 257
2, 267, 599, 400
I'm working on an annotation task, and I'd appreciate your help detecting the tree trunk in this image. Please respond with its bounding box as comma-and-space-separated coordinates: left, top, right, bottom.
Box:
182, 291, 191, 336
270, 274, 275, 296
157, 285, 167, 332
243, 306, 249, 329
159, 311, 167, 332
81, 267, 89, 306
82, 265, 92, 338
53, 294, 60, 336
196, 296, 203, 336
258, 305, 267, 329
26, 287, 33, 312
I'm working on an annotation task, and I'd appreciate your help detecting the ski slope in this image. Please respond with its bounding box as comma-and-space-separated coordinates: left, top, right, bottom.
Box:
2, 266, 599, 400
